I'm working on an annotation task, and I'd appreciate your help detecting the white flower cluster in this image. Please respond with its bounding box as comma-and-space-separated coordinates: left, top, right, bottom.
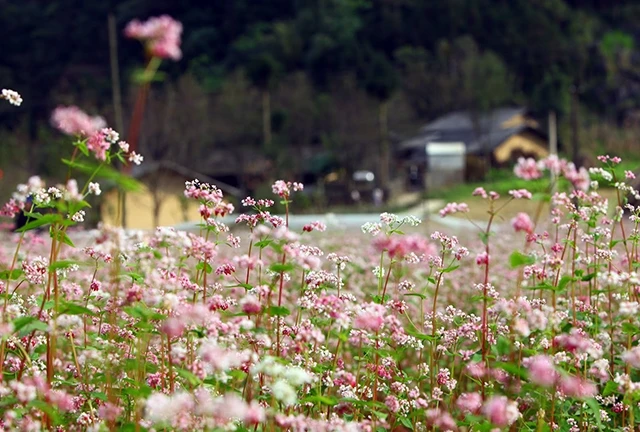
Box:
1, 88, 22, 106
252, 356, 315, 406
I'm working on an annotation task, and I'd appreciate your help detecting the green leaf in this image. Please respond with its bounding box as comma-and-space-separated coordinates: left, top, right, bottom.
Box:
403, 292, 426, 300
121, 384, 153, 399
556, 275, 573, 292
19, 320, 50, 335
621, 322, 638, 336
255, 239, 273, 248
0, 269, 23, 280
581, 273, 596, 282
526, 282, 557, 291
479, 231, 490, 245
122, 272, 144, 283
60, 302, 96, 316
62, 159, 142, 192
74, 140, 90, 157
269, 263, 295, 273
48, 260, 80, 270
12, 316, 37, 332
228, 282, 253, 290
267, 306, 290, 317
176, 367, 201, 386
13, 316, 48, 334
602, 380, 618, 397
196, 262, 212, 274
495, 336, 511, 356
90, 391, 108, 401
27, 400, 60, 424
585, 398, 603, 429
509, 251, 535, 268
372, 294, 390, 304
442, 265, 459, 273
58, 232, 75, 247
373, 411, 388, 420
494, 362, 528, 380
399, 417, 413, 429
406, 329, 437, 342
123, 304, 165, 321
301, 395, 337, 406
16, 213, 62, 233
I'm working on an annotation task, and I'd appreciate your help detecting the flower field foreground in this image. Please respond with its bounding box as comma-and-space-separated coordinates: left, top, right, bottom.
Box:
4, 16, 640, 432
2, 145, 640, 432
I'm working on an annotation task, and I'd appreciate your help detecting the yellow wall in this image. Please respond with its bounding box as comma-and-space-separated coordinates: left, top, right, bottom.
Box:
101, 184, 202, 229
494, 131, 549, 164
500, 113, 540, 129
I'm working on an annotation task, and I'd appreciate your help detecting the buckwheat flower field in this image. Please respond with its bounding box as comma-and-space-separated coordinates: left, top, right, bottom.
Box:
2, 14, 640, 432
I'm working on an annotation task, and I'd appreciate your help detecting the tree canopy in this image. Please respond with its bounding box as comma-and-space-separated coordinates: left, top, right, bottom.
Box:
1, 0, 640, 186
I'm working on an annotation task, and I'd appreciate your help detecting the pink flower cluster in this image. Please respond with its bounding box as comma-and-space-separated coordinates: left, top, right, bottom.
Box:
272, 180, 304, 198
439, 202, 469, 218
373, 234, 437, 259
511, 212, 534, 234
514, 156, 590, 191
51, 106, 106, 137
125, 15, 183, 60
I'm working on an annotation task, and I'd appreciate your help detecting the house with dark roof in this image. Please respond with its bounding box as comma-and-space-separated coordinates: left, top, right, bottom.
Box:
397, 107, 549, 189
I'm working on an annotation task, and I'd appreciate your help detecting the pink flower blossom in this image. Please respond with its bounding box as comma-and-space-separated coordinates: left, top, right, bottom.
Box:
472, 187, 488, 198
525, 355, 557, 387
456, 392, 482, 414
621, 347, 640, 368
558, 376, 597, 398
439, 202, 469, 218
514, 157, 542, 180
425, 408, 457, 431
160, 317, 185, 339
87, 130, 111, 161
353, 303, 386, 332
98, 402, 123, 422
482, 396, 521, 427
272, 180, 304, 198
51, 106, 106, 136
511, 212, 534, 234
564, 165, 590, 191
125, 15, 183, 60
509, 188, 532, 199
303, 221, 326, 232
240, 294, 262, 315
372, 234, 437, 259
476, 251, 489, 266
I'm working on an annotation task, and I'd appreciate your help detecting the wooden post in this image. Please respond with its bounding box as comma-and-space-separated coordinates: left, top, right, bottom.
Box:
549, 110, 557, 210
108, 13, 127, 227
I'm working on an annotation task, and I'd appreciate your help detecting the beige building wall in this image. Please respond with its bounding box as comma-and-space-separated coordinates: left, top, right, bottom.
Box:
494, 132, 549, 164
101, 185, 202, 229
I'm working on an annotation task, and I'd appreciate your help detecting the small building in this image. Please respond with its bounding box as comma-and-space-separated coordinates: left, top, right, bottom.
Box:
100, 160, 242, 230
397, 107, 549, 189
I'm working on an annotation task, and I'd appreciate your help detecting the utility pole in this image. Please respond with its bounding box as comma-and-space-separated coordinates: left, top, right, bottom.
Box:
108, 12, 127, 227
549, 110, 557, 211
570, 84, 580, 167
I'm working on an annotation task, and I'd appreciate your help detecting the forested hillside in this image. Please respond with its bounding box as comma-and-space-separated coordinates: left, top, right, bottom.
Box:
1, 0, 639, 187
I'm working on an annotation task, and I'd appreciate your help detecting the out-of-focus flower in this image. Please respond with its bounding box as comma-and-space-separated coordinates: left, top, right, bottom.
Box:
482, 396, 521, 427
512, 212, 534, 234
514, 157, 542, 180
525, 355, 557, 387
125, 15, 183, 60
51, 106, 106, 137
